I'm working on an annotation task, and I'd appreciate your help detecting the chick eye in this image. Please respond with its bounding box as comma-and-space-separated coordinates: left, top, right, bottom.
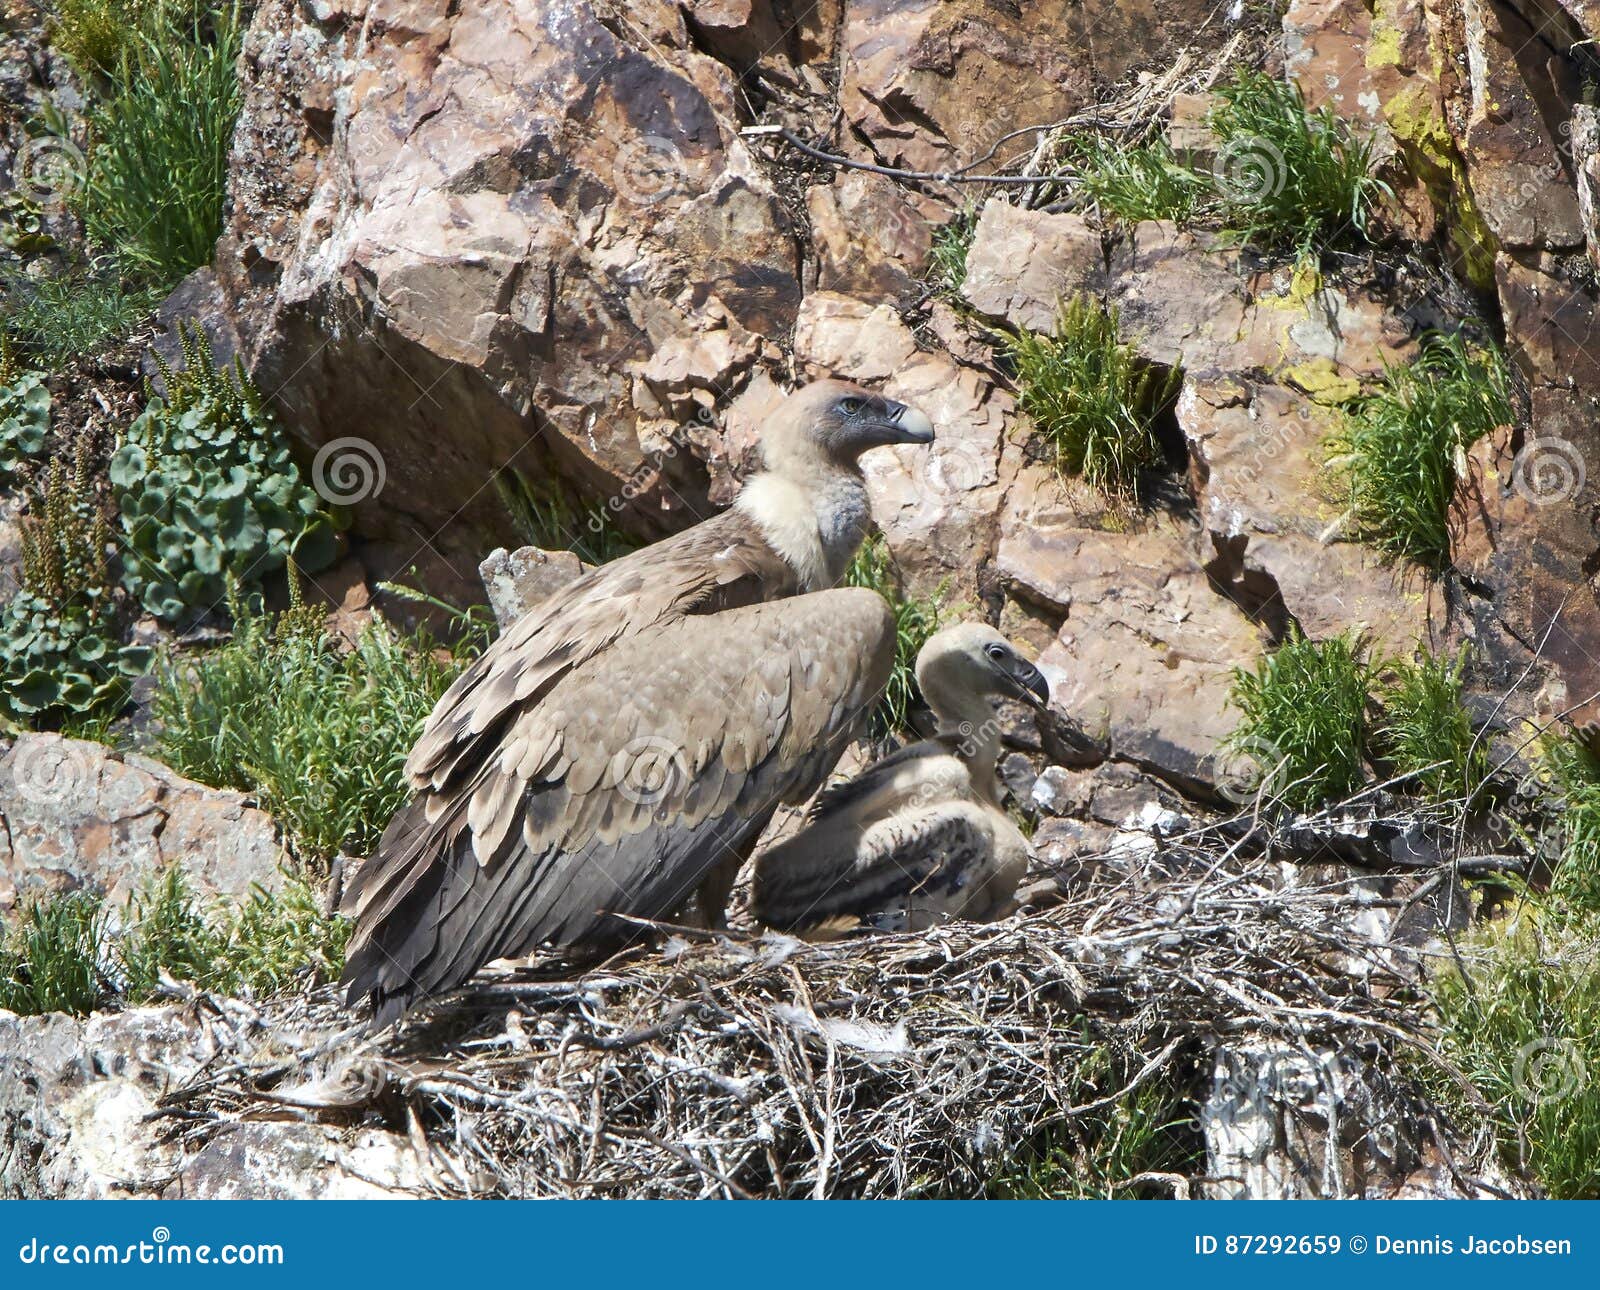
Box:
839, 397, 863, 415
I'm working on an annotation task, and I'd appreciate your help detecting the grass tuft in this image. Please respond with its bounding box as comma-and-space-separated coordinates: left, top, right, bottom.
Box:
1, 868, 349, 1017
49, 0, 156, 77
0, 890, 110, 1016
1376, 646, 1486, 803
1207, 71, 1388, 256
1329, 331, 1510, 570
1548, 738, 1600, 914
1070, 135, 1207, 224
1422, 906, 1600, 1197
927, 202, 979, 296
845, 534, 946, 739
76, 2, 242, 287
1009, 294, 1174, 502
1, 264, 156, 370
495, 469, 637, 566
1227, 630, 1371, 811
150, 582, 476, 861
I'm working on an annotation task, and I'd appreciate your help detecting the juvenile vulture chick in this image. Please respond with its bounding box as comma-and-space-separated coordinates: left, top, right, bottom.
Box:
342, 381, 933, 1024
752, 624, 1048, 934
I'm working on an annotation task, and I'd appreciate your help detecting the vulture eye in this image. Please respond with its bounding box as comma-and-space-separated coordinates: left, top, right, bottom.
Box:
985, 643, 1007, 661
839, 396, 863, 415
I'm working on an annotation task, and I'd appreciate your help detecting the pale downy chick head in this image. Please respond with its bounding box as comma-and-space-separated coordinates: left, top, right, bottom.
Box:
915, 623, 1050, 723
760, 379, 934, 477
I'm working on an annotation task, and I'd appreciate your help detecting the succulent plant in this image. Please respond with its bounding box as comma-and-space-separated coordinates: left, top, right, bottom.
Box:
2, 447, 147, 725
0, 588, 148, 722
0, 367, 50, 483
109, 324, 336, 622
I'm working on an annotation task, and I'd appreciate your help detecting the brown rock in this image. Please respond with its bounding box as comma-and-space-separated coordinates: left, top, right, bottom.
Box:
1460, 0, 1584, 250
807, 171, 939, 305
1178, 378, 1432, 654
959, 200, 1105, 332
997, 477, 1259, 795
215, 0, 803, 592
0, 736, 283, 912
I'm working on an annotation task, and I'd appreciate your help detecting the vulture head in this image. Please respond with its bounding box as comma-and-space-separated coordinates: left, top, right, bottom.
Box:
761, 379, 934, 476
916, 623, 1051, 724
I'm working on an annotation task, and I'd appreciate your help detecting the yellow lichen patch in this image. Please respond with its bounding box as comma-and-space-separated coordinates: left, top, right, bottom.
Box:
1380, 85, 1497, 290
1257, 261, 1325, 311
1281, 357, 1362, 405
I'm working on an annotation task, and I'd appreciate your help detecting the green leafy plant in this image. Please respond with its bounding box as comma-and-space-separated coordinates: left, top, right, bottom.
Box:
845, 534, 946, 738
1548, 738, 1600, 914
927, 202, 979, 295
0, 890, 111, 1015
1329, 331, 1510, 570
150, 579, 469, 860
1070, 135, 1207, 224
1207, 70, 1388, 256
109, 324, 336, 623
496, 468, 637, 566
75, 1, 241, 286
1422, 906, 1600, 1197
2, 446, 148, 725
1227, 630, 1372, 811
1010, 294, 1174, 502
1376, 646, 1486, 803
0, 362, 50, 483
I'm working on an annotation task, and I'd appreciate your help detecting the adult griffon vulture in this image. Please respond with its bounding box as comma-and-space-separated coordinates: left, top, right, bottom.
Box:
752, 624, 1049, 934
342, 381, 934, 1024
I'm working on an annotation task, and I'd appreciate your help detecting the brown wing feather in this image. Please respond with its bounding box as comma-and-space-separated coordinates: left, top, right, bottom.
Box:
343, 588, 895, 1023
402, 508, 794, 794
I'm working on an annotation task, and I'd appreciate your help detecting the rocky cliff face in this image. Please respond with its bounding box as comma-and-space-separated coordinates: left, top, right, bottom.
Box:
194, 0, 1599, 764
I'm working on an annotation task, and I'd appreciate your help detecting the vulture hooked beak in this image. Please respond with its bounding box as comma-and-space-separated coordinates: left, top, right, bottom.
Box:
857, 398, 935, 448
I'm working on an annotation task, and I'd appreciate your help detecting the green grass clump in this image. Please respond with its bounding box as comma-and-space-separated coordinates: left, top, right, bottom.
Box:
1, 264, 156, 370
1207, 70, 1387, 256
1423, 907, 1600, 1197
150, 582, 469, 860
76, 2, 241, 287
0, 869, 349, 1017
1376, 646, 1486, 803
49, 0, 155, 77
1227, 630, 1371, 810
0, 890, 110, 1015
1009, 295, 1173, 502
845, 534, 946, 739
1330, 332, 1510, 570
119, 866, 349, 1000
1547, 738, 1600, 914
1070, 135, 1207, 224
927, 202, 979, 296
496, 469, 637, 566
